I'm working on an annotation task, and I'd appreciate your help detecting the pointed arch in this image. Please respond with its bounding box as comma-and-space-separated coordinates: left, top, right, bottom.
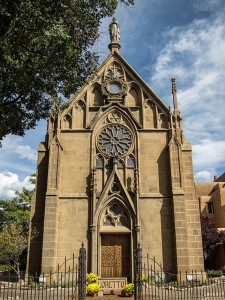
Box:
63, 113, 72, 129
126, 82, 141, 107
74, 100, 86, 128
90, 105, 139, 174
144, 99, 157, 128
95, 166, 136, 217
90, 83, 103, 107
159, 113, 168, 129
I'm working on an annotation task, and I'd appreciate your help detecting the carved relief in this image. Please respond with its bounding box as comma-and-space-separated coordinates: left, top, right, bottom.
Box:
102, 62, 128, 101
107, 112, 123, 124
101, 77, 129, 101
105, 62, 124, 79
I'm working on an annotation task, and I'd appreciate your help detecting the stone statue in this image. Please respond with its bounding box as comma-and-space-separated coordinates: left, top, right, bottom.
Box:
109, 17, 120, 43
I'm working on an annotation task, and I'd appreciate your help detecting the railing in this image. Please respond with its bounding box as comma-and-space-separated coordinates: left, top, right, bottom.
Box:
134, 243, 225, 300
1, 243, 225, 300
0, 243, 86, 300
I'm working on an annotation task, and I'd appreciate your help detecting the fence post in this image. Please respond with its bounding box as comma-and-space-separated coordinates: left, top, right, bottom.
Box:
134, 243, 142, 300
78, 242, 86, 300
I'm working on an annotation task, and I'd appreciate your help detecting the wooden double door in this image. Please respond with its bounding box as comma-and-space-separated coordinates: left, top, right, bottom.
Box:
101, 234, 131, 278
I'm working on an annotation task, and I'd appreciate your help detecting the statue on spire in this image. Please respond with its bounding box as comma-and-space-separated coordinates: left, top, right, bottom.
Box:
109, 17, 120, 43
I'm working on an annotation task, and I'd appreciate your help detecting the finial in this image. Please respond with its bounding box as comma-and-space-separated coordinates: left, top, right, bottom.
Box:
171, 78, 177, 94
171, 78, 179, 115
108, 17, 121, 52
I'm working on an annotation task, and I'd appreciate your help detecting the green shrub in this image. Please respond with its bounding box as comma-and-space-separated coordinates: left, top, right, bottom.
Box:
207, 269, 223, 278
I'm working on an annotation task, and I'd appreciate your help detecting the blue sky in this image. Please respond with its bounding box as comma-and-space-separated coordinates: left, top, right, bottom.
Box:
1, 0, 225, 198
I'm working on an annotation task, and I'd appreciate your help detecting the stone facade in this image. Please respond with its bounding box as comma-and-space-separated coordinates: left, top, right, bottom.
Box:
27, 29, 204, 278
196, 172, 225, 268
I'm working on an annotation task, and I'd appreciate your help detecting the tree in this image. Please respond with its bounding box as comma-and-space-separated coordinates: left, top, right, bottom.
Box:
0, 175, 35, 274
0, 174, 35, 232
0, 0, 134, 143
200, 216, 225, 263
0, 223, 37, 279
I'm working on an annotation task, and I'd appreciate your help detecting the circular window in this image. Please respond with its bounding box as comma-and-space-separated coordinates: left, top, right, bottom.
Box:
107, 82, 122, 94
97, 125, 132, 157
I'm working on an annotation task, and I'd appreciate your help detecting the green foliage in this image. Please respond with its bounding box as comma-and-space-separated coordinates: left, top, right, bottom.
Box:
0, 174, 35, 232
0, 0, 134, 142
0, 174, 36, 276
123, 283, 134, 296
0, 263, 11, 271
87, 283, 101, 295
86, 272, 98, 283
0, 223, 37, 278
207, 269, 223, 278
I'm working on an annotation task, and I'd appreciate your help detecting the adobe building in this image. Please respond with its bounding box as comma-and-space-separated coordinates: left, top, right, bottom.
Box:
27, 18, 204, 278
196, 172, 225, 268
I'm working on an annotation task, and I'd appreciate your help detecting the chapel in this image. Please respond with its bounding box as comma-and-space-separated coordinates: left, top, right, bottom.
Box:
27, 18, 204, 278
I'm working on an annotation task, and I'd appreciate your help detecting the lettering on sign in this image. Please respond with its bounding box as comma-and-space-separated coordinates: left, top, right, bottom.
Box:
97, 278, 127, 290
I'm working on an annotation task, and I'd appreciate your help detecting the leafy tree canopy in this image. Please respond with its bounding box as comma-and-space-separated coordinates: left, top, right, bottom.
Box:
0, 174, 35, 231
201, 216, 225, 262
0, 223, 37, 277
0, 174, 35, 273
0, 0, 134, 143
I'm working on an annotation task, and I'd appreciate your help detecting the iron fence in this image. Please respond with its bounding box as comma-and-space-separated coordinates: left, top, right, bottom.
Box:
134, 243, 225, 300
0, 243, 86, 300
1, 243, 225, 300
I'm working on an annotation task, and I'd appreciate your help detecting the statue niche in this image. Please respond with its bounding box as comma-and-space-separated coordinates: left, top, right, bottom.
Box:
74, 100, 86, 128
126, 88, 138, 107
63, 113, 72, 129
90, 86, 103, 107
145, 100, 157, 128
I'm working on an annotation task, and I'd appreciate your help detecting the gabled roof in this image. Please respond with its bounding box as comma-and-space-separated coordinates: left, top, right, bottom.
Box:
64, 50, 170, 114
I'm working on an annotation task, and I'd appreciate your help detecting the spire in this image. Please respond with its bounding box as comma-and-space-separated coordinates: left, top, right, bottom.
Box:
171, 78, 179, 115
108, 17, 121, 53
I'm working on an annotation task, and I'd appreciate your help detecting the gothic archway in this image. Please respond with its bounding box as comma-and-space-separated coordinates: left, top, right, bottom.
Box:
99, 201, 132, 279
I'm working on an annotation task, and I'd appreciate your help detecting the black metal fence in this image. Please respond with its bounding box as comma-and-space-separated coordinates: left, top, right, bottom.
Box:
134, 243, 225, 300
0, 243, 86, 300
1, 243, 225, 300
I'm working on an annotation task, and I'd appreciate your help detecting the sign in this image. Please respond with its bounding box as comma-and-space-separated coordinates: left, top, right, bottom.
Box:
98, 278, 127, 291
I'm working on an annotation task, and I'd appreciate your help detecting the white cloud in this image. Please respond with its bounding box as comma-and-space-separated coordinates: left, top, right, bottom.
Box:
0, 171, 34, 199
192, 139, 225, 174
149, 8, 225, 179
1, 135, 37, 161
195, 170, 214, 182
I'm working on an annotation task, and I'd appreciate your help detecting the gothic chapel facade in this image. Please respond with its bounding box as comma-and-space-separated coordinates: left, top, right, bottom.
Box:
27, 18, 204, 278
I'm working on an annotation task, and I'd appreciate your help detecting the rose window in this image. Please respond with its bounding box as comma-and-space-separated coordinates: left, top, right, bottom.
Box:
97, 125, 132, 157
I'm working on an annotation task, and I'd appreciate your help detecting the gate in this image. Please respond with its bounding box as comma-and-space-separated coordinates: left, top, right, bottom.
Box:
0, 243, 86, 300
134, 243, 225, 300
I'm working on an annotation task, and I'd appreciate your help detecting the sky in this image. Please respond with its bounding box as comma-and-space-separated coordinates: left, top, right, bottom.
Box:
1, 0, 225, 198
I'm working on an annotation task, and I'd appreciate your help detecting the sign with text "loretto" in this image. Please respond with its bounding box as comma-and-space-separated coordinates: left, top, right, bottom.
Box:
97, 278, 127, 290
